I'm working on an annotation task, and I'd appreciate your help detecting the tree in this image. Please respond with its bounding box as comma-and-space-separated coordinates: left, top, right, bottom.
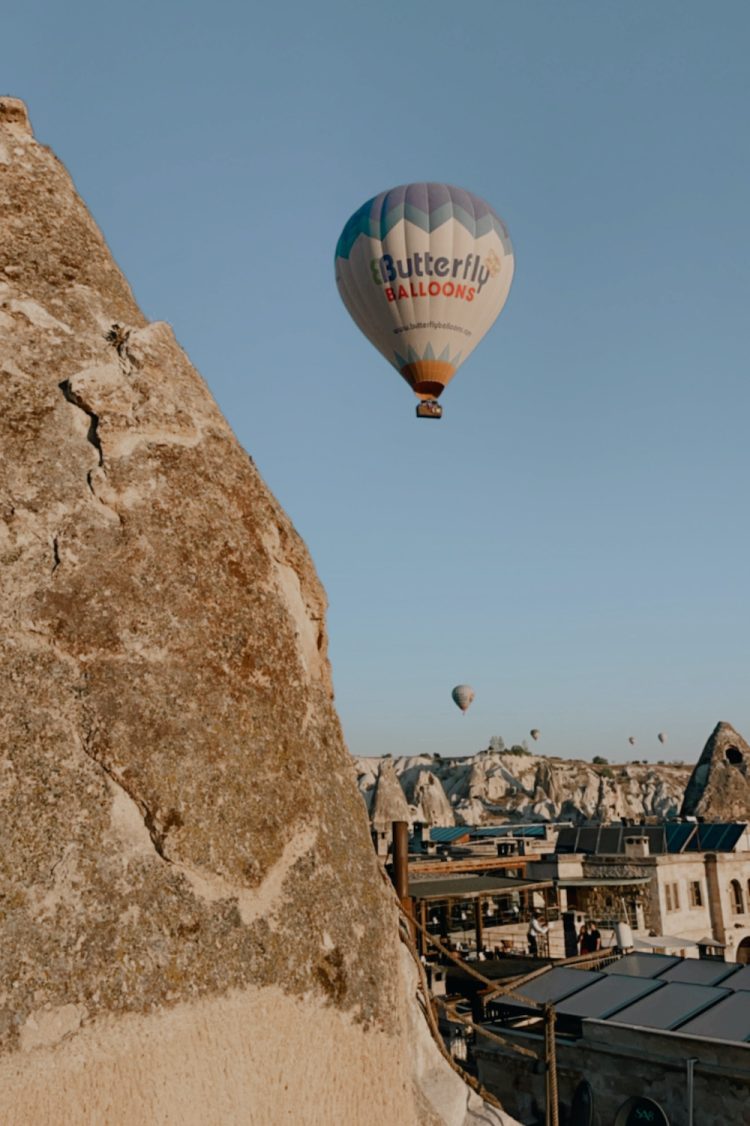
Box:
488, 736, 505, 752
592, 755, 609, 765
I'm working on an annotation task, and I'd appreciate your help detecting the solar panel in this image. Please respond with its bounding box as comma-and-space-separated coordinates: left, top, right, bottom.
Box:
429, 827, 471, 843
658, 960, 737, 987
602, 953, 681, 978
491, 967, 602, 1009
577, 828, 599, 854
692, 824, 721, 851
665, 823, 695, 852
556, 827, 578, 854
597, 827, 622, 854
607, 982, 729, 1030
644, 825, 667, 853
685, 823, 744, 852
676, 990, 750, 1042
714, 824, 744, 851
555, 973, 663, 1019
717, 965, 750, 991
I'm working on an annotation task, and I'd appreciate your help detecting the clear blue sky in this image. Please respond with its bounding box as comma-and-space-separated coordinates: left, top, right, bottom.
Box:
4, 1, 749, 764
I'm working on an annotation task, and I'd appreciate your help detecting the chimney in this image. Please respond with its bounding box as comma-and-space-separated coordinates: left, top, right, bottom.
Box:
624, 835, 650, 858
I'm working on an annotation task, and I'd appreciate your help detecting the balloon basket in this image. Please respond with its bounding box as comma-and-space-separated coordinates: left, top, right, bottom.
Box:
416, 400, 443, 420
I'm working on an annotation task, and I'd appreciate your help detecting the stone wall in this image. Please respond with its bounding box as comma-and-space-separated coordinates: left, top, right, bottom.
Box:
476, 1019, 750, 1126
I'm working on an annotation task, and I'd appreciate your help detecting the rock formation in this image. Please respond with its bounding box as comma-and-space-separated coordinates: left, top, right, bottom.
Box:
371, 756, 413, 830
0, 98, 511, 1125
356, 748, 691, 827
681, 722, 750, 820
410, 771, 455, 828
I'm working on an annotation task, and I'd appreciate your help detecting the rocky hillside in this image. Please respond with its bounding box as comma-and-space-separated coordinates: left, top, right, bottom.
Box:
356, 748, 692, 826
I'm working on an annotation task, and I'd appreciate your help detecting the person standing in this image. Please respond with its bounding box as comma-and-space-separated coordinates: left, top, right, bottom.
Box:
580, 920, 601, 954
527, 910, 548, 957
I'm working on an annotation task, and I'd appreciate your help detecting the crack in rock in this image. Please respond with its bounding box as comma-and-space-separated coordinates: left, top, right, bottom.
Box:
58, 380, 103, 466
78, 728, 174, 864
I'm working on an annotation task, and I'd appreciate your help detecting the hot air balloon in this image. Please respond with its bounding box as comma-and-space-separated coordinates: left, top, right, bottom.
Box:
335, 183, 514, 419
530, 729, 540, 741
451, 685, 475, 714
658, 732, 667, 744
628, 737, 636, 746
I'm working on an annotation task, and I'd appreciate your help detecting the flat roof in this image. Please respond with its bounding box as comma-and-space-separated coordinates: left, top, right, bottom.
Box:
607, 982, 729, 1031
408, 874, 551, 900
678, 990, 750, 1042
484, 954, 750, 1045
555, 973, 662, 1020
489, 966, 603, 1009
602, 952, 681, 978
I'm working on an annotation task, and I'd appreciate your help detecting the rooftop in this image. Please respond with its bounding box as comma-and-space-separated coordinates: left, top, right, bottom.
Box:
555, 822, 748, 856
486, 953, 750, 1044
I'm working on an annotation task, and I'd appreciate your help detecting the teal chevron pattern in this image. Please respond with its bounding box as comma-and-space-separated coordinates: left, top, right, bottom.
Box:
394, 342, 463, 370
336, 182, 512, 260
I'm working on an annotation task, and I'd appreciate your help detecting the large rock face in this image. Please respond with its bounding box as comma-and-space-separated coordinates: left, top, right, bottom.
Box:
356, 749, 690, 826
681, 722, 750, 820
0, 99, 508, 1125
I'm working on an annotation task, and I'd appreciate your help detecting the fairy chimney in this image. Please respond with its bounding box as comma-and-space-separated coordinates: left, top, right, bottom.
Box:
681, 722, 750, 821
0, 98, 512, 1126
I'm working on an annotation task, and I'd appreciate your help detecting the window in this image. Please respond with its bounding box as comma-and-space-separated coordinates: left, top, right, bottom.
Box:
731, 880, 744, 915
664, 881, 680, 912
665, 884, 672, 911
672, 882, 680, 910
690, 881, 703, 908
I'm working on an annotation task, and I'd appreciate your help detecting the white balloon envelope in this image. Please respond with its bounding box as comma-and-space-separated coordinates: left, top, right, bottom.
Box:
451, 684, 475, 714
335, 183, 514, 417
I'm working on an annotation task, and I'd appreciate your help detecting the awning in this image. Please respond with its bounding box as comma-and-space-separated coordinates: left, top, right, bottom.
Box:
633, 934, 699, 950
558, 877, 651, 888
408, 874, 552, 900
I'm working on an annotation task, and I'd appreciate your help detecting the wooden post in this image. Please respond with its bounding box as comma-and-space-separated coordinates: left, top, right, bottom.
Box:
475, 896, 484, 954
392, 821, 415, 941
544, 1003, 559, 1126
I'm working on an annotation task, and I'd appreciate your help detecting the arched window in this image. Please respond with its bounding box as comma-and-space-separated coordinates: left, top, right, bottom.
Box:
730, 879, 744, 914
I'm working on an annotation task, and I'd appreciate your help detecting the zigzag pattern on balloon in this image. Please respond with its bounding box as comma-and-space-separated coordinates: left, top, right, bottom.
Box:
335, 182, 512, 260
393, 342, 463, 370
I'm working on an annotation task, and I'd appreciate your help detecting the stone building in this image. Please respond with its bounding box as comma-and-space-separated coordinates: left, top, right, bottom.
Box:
475, 953, 750, 1126
528, 822, 750, 961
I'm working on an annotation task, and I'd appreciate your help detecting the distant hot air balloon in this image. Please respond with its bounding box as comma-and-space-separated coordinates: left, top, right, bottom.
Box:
335, 183, 514, 419
628, 736, 636, 746
451, 685, 475, 714
530, 729, 540, 741
658, 732, 667, 744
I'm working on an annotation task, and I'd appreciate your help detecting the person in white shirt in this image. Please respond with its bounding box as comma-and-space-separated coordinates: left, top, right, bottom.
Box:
527, 911, 548, 957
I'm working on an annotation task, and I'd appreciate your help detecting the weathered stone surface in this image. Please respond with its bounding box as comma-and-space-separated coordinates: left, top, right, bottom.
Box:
409, 770, 455, 828
681, 722, 750, 820
0, 99, 512, 1124
356, 749, 690, 826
